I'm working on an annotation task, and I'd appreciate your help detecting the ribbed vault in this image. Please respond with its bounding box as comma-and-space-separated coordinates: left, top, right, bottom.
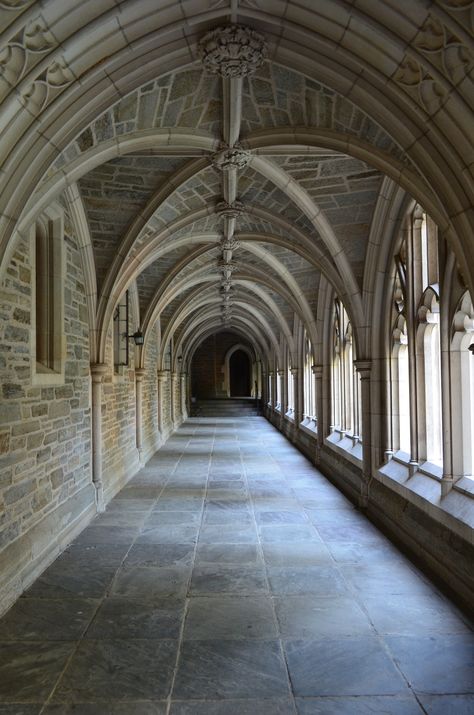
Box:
0, 0, 472, 369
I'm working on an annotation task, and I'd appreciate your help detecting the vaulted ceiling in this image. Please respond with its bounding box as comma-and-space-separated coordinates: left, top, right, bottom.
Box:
1, 1, 473, 367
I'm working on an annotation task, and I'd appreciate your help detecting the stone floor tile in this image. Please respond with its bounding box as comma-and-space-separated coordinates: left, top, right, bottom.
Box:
72, 526, 140, 546
339, 563, 434, 596
22, 562, 118, 600
0, 642, 75, 702
136, 524, 199, 545
86, 597, 185, 639
172, 639, 290, 699
198, 523, 258, 544
169, 699, 297, 714
184, 596, 278, 640
259, 525, 318, 543
326, 541, 402, 564
267, 566, 348, 596
262, 541, 333, 567
256, 510, 309, 524
284, 637, 409, 696
123, 544, 195, 569
43, 704, 167, 714
385, 634, 474, 694
0, 598, 98, 641
111, 566, 190, 599
195, 543, 261, 565
93, 511, 149, 527
143, 511, 200, 526
361, 594, 473, 634
154, 497, 203, 511
418, 694, 474, 714
275, 596, 374, 638
295, 696, 424, 714
54, 639, 178, 702
190, 565, 268, 595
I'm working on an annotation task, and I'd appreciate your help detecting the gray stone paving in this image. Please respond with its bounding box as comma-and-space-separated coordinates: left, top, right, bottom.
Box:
0, 416, 472, 714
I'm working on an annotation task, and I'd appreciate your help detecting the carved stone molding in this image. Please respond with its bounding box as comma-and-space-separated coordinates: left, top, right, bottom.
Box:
20, 56, 74, 114
216, 200, 245, 218
212, 147, 251, 171
199, 24, 267, 78
393, 55, 446, 113
413, 14, 473, 85
0, 16, 55, 92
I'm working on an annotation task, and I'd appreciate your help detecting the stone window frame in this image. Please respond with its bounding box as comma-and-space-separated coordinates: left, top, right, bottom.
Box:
329, 297, 360, 443
30, 202, 66, 387
450, 290, 474, 484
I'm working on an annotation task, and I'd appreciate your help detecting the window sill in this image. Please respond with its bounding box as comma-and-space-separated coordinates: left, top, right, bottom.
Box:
377, 459, 474, 543
325, 431, 363, 467
299, 419, 317, 437
32, 364, 65, 387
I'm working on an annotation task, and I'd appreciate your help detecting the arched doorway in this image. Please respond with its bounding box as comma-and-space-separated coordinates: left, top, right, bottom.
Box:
229, 349, 251, 396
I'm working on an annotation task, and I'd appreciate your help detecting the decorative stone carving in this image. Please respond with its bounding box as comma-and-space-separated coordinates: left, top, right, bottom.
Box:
0, 17, 55, 89
413, 15, 473, 84
216, 200, 245, 218
394, 55, 446, 113
199, 24, 267, 78
0, 0, 33, 9
21, 56, 74, 113
219, 259, 237, 281
221, 278, 233, 293
212, 147, 251, 171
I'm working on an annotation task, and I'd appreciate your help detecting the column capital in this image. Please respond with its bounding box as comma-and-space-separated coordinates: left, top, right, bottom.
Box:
354, 359, 372, 378
180, 371, 188, 379
290, 367, 299, 378
90, 363, 108, 382
268, 370, 274, 377
277, 369, 285, 377
312, 364, 323, 377
135, 367, 146, 381
157, 370, 168, 382
171, 371, 179, 382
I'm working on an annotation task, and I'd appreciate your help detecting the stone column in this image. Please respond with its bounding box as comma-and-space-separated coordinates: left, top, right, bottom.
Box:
180, 372, 188, 421
157, 370, 167, 439
313, 364, 323, 464
277, 369, 285, 429
90, 363, 108, 512
291, 367, 301, 442
407, 211, 423, 475
135, 367, 145, 463
171, 371, 179, 428
354, 360, 372, 508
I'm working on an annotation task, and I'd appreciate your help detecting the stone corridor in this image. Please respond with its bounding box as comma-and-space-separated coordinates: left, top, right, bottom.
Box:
0, 415, 473, 714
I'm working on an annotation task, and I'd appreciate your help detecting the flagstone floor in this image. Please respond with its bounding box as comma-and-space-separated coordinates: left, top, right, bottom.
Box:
0, 416, 473, 714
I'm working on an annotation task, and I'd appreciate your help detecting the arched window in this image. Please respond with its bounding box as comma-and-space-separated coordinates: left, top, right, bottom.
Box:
303, 332, 315, 421
286, 348, 294, 418
387, 206, 443, 473
330, 297, 357, 440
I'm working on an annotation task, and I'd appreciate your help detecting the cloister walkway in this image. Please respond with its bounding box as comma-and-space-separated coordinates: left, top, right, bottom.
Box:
0, 416, 473, 713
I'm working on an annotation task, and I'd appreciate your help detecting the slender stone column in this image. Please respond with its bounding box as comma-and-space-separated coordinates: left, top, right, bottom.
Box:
157, 370, 167, 438
291, 367, 301, 442
135, 367, 145, 462
313, 364, 323, 463
90, 363, 108, 512
180, 372, 188, 420
407, 212, 422, 475
277, 369, 285, 429
354, 360, 372, 508
171, 372, 179, 428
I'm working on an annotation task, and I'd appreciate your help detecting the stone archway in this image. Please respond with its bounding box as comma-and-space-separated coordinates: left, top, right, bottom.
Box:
229, 349, 251, 397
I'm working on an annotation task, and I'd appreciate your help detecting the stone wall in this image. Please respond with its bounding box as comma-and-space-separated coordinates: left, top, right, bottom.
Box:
102, 329, 139, 501
191, 331, 253, 398
0, 215, 95, 613
142, 324, 160, 460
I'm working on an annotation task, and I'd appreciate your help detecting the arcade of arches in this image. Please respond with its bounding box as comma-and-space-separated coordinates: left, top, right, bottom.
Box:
0, 0, 473, 706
